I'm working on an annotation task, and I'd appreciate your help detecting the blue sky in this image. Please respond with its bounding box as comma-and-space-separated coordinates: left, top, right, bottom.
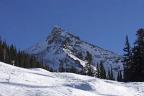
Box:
0, 0, 144, 54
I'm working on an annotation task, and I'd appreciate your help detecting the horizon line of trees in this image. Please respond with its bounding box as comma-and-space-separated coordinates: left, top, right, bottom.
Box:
0, 37, 49, 70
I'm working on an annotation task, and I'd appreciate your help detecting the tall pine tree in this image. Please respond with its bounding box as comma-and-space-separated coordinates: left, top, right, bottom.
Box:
117, 71, 123, 82
83, 51, 96, 76
123, 35, 132, 81
131, 28, 144, 81
99, 61, 106, 79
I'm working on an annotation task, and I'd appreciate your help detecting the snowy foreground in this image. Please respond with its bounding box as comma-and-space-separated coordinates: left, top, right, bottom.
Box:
0, 62, 144, 96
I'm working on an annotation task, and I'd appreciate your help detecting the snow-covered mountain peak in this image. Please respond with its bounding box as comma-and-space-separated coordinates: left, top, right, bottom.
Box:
26, 27, 123, 78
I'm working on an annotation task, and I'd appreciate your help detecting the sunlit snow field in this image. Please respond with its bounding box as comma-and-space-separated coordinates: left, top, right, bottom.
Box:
0, 62, 143, 96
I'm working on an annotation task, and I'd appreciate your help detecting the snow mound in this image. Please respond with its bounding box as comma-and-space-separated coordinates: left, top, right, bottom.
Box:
0, 62, 143, 96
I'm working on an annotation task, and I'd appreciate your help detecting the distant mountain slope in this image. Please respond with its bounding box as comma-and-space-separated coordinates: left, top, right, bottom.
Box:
26, 26, 123, 79
0, 61, 142, 96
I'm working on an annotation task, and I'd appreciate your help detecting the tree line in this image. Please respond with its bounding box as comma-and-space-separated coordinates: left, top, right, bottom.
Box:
123, 28, 144, 82
0, 37, 49, 70
58, 50, 114, 80
83, 28, 144, 82
82, 51, 115, 80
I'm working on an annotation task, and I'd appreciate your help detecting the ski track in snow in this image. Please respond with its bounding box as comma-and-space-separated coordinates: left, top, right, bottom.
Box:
0, 62, 143, 96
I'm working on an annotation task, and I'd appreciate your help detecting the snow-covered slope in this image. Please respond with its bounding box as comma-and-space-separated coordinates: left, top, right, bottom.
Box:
26, 26, 123, 78
0, 62, 143, 96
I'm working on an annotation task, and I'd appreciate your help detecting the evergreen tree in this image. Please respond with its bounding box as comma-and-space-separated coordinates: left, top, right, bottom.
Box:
96, 63, 100, 78
59, 60, 65, 72
123, 35, 132, 81
69, 66, 77, 73
117, 71, 123, 82
107, 67, 114, 80
110, 67, 114, 80
131, 28, 144, 81
83, 51, 96, 76
99, 61, 106, 79
0, 38, 3, 61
